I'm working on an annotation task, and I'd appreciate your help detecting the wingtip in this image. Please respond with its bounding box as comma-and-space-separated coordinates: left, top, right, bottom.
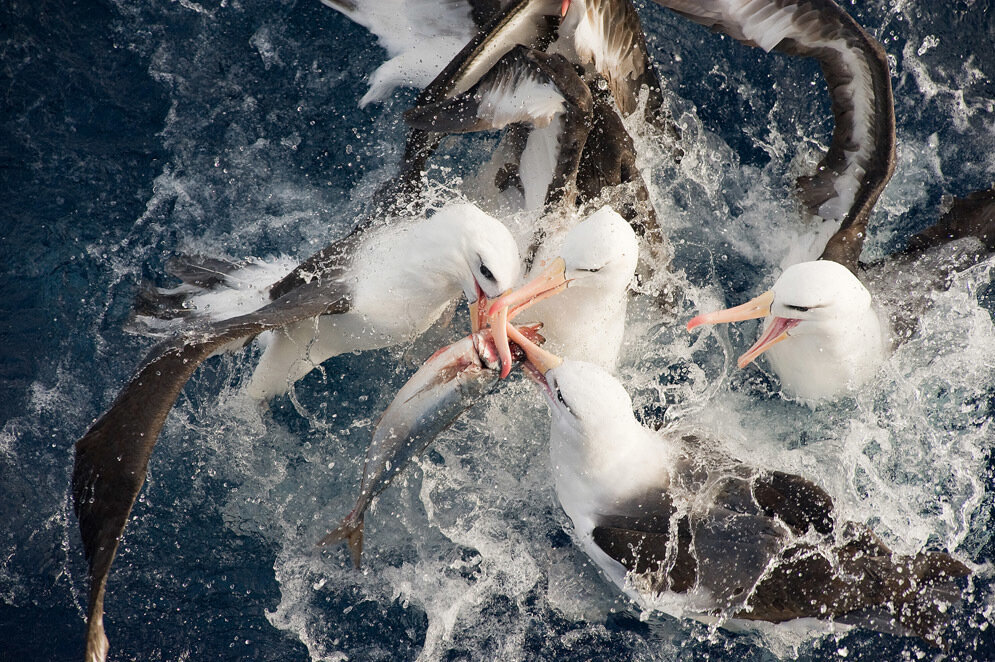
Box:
84, 592, 109, 662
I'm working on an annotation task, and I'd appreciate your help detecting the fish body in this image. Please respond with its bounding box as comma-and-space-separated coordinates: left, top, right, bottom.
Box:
320, 325, 540, 566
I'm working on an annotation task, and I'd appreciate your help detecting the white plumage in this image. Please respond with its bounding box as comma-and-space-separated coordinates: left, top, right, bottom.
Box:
521, 207, 639, 370
688, 260, 887, 402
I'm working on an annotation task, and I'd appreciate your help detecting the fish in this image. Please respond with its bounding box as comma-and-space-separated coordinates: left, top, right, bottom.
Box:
318, 323, 544, 567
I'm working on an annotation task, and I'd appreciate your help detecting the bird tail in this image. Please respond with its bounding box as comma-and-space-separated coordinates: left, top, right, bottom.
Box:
318, 511, 366, 569
127, 254, 294, 335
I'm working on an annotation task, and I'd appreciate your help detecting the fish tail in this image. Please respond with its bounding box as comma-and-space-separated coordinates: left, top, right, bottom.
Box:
317, 512, 366, 569
347, 521, 365, 570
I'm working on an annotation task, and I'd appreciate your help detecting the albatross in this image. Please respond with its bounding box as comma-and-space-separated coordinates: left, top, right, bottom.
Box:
508, 333, 971, 643
402, 0, 677, 211
687, 186, 995, 401
72, 201, 522, 662
486, 205, 640, 371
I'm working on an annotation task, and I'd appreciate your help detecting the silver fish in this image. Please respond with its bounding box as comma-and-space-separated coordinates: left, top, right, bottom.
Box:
319, 324, 543, 567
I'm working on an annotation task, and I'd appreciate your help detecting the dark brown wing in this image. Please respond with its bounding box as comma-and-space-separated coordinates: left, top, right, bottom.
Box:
577, 0, 667, 120
651, 0, 896, 272
591, 487, 698, 593
859, 185, 995, 344
753, 470, 835, 535
740, 525, 969, 643
419, 0, 561, 106
72, 279, 352, 662
366, 0, 560, 216
904, 185, 995, 256
405, 46, 592, 134
586, 443, 967, 639
407, 46, 593, 210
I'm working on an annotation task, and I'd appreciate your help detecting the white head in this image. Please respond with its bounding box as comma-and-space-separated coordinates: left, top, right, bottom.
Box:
769, 260, 874, 322
558, 206, 639, 295
688, 259, 886, 400
541, 359, 637, 437
488, 206, 638, 321
426, 203, 522, 302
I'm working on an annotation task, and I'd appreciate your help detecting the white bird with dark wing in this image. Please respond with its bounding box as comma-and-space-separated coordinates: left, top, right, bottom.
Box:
487, 206, 640, 370
688, 187, 995, 402
510, 335, 971, 644
402, 0, 674, 211
72, 201, 522, 662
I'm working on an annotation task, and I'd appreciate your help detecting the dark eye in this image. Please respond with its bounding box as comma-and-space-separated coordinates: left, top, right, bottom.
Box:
785, 305, 810, 312
555, 388, 574, 414
577, 267, 602, 273
479, 263, 495, 281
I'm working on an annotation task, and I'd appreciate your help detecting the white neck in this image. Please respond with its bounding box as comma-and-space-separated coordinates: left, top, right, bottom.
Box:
765, 307, 887, 401
549, 411, 670, 527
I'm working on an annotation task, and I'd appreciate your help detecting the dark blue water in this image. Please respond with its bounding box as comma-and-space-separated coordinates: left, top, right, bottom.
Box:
2, 1, 993, 660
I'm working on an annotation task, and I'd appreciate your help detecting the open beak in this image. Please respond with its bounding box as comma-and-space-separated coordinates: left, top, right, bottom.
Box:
469, 280, 517, 377
685, 290, 802, 368
561, 0, 571, 17
507, 322, 563, 403
686, 290, 774, 331
737, 317, 800, 368
483, 258, 569, 379
469, 282, 487, 333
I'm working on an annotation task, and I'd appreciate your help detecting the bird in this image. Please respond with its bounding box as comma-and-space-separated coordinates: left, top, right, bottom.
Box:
687, 186, 995, 401
402, 0, 678, 212
330, 0, 680, 219
72, 201, 523, 662
507, 332, 971, 644
486, 205, 640, 371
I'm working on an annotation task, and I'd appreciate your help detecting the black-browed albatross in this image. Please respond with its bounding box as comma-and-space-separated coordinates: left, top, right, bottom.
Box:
687, 186, 995, 401
72, 201, 522, 662
508, 332, 971, 644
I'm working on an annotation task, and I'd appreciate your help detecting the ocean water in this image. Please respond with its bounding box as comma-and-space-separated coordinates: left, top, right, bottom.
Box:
1, 0, 994, 660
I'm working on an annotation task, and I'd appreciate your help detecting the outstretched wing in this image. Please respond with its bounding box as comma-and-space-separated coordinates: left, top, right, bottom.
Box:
319, 0, 481, 106
651, 0, 896, 271
565, 0, 666, 118
72, 279, 352, 662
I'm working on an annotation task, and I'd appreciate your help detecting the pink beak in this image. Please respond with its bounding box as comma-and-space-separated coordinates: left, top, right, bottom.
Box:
484, 258, 571, 379
686, 290, 801, 367
737, 316, 800, 368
